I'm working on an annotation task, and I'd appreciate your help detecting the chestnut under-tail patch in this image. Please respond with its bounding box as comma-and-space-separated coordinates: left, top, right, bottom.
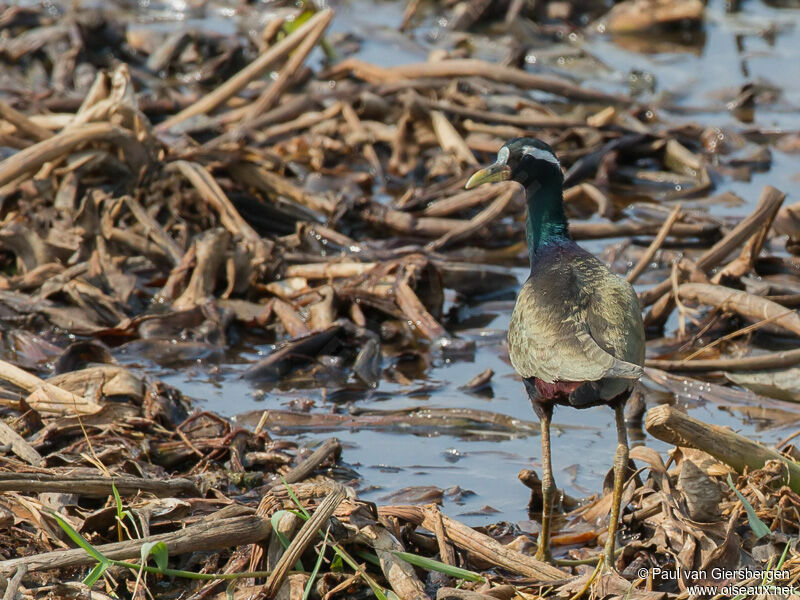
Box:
533, 378, 582, 401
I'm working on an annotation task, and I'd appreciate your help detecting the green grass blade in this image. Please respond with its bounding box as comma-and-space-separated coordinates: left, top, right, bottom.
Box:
303, 527, 331, 600
279, 476, 311, 519
776, 541, 791, 570
331, 545, 388, 600
354, 550, 381, 567
330, 553, 344, 571
390, 551, 485, 582
50, 511, 109, 565
141, 541, 169, 571
269, 509, 305, 572
278, 479, 387, 594
83, 561, 109, 587
727, 474, 770, 539
282, 10, 313, 35
367, 579, 390, 600
124, 511, 141, 539
270, 510, 292, 549
112, 482, 124, 518
112, 482, 126, 542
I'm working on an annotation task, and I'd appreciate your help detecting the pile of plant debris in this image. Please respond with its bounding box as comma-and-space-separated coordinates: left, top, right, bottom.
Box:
0, 0, 799, 598
0, 377, 798, 599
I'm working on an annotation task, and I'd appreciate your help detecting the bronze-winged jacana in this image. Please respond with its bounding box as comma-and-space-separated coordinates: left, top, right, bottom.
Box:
465, 138, 645, 568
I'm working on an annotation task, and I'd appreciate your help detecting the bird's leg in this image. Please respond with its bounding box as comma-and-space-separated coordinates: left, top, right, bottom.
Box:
535, 409, 555, 563
603, 402, 629, 570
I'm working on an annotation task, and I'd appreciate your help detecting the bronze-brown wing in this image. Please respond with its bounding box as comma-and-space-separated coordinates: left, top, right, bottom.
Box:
508, 277, 643, 383
585, 272, 646, 368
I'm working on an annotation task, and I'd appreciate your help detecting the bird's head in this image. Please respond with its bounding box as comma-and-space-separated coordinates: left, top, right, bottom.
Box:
465, 137, 562, 190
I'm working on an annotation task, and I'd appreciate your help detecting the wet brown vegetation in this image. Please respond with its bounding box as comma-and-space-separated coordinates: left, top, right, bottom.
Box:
0, 0, 799, 598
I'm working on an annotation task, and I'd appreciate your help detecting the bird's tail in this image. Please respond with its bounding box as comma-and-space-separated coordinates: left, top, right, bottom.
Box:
605, 357, 644, 380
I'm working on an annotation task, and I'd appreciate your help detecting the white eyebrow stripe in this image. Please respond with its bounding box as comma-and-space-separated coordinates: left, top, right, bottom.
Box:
496, 146, 510, 165
523, 145, 560, 166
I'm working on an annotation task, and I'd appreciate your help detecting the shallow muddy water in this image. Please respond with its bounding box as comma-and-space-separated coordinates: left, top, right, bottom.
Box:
105, 0, 800, 526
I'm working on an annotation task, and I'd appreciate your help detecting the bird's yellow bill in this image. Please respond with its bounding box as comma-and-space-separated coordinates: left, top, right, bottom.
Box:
465, 164, 511, 189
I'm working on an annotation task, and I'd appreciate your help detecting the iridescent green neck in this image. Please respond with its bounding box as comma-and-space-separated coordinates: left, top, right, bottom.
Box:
525, 177, 570, 263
